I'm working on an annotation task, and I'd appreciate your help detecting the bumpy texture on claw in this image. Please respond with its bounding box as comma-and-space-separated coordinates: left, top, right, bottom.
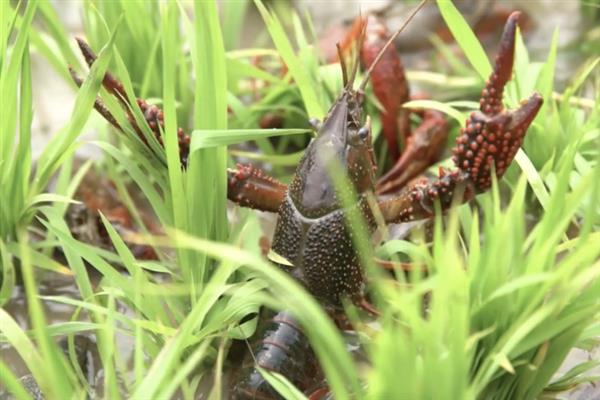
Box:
379, 168, 473, 223
452, 10, 542, 192
378, 11, 542, 223
227, 164, 287, 213
479, 12, 519, 116
453, 92, 542, 191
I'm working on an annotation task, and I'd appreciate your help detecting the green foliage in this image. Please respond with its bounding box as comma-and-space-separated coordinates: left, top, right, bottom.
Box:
436, 0, 492, 80
253, 0, 326, 119
1, 1, 598, 399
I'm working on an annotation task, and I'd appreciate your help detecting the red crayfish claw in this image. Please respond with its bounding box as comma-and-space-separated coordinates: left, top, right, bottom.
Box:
452, 11, 542, 192
70, 38, 191, 166
377, 11, 542, 225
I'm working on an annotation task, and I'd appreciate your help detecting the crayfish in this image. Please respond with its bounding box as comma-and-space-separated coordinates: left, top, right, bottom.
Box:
69, 5, 541, 399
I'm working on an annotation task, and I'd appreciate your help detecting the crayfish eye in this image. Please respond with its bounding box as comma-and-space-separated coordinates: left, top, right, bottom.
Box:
358, 126, 369, 140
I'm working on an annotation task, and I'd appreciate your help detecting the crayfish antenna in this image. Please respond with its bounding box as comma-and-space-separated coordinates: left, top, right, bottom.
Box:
335, 43, 349, 87
358, 0, 427, 92
346, 15, 367, 89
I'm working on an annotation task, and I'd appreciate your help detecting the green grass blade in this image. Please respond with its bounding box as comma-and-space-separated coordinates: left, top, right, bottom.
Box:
253, 0, 325, 118
514, 149, 551, 210
403, 99, 466, 124
0, 1, 37, 239
92, 141, 170, 225
161, 0, 188, 252
34, 19, 122, 193
0, 0, 36, 160
37, 0, 80, 67
0, 358, 31, 400
258, 369, 308, 400
191, 128, 310, 150
222, 0, 249, 50
16, 231, 74, 398
186, 0, 230, 284
436, 0, 491, 80
0, 241, 16, 306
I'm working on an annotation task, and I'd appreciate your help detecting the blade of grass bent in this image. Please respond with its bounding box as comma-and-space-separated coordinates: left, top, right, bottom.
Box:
403, 99, 466, 124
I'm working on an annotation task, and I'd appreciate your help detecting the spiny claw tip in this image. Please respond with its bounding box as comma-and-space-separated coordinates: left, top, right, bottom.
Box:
508, 92, 543, 132
480, 11, 523, 116
508, 11, 522, 24
75, 37, 97, 67
75, 37, 89, 52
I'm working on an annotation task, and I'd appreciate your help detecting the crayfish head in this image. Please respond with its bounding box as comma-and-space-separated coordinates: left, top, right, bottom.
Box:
289, 89, 376, 217
314, 88, 376, 196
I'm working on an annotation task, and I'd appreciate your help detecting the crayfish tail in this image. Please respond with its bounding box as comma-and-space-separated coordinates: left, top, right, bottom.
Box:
231, 311, 320, 400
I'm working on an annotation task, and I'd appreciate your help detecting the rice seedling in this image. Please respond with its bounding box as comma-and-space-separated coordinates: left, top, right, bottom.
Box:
1, 0, 598, 399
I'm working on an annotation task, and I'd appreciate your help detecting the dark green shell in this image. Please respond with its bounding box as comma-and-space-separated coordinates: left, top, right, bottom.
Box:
271, 195, 375, 307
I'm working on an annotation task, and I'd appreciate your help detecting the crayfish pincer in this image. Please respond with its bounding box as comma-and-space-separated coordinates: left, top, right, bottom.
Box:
69, 4, 541, 398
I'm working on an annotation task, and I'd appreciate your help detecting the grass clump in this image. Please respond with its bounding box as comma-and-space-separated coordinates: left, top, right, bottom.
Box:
1, 1, 598, 399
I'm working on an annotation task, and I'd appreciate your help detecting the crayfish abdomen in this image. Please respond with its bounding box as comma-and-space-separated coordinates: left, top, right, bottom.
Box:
230, 311, 320, 400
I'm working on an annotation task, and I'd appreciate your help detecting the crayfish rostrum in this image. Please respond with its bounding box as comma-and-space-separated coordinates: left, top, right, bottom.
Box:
70, 6, 541, 399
